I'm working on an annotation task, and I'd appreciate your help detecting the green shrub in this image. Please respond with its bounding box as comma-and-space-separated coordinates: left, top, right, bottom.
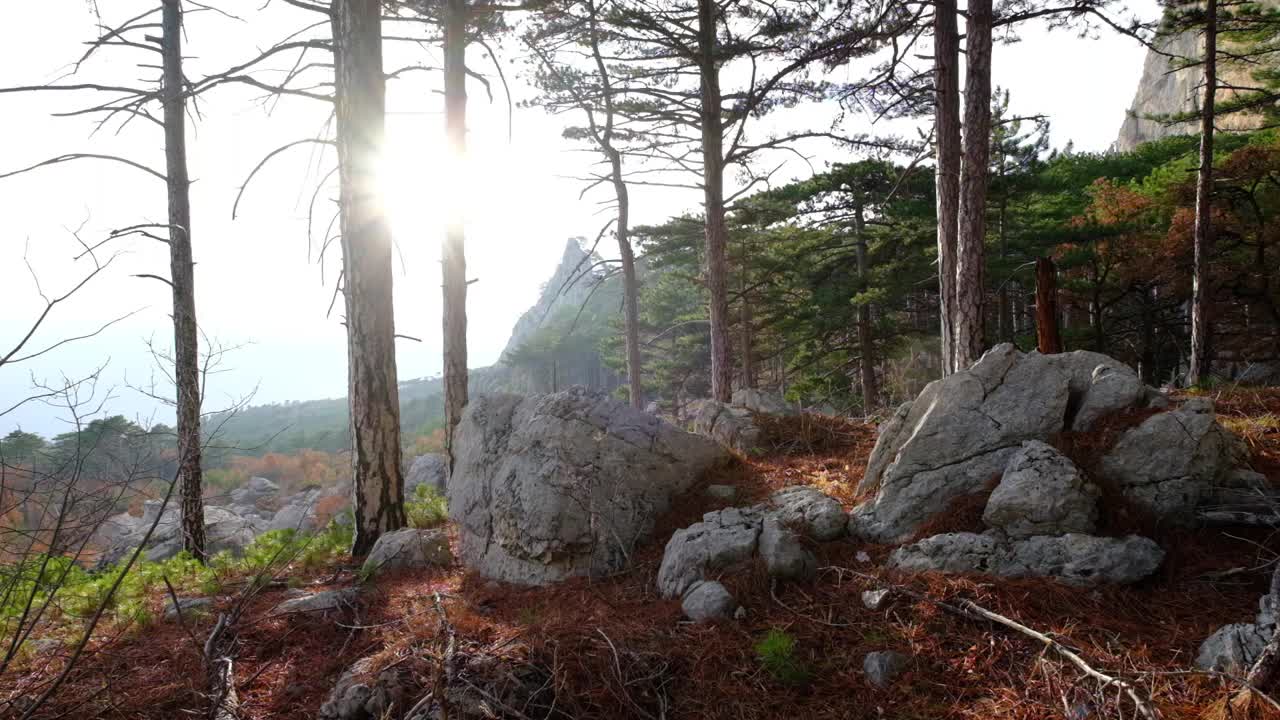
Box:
406, 485, 448, 529
755, 629, 811, 686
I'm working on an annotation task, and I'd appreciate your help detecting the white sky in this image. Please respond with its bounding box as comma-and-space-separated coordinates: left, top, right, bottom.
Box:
0, 0, 1159, 437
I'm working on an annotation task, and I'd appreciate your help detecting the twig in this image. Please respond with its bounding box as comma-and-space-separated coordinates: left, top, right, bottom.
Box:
432, 591, 456, 720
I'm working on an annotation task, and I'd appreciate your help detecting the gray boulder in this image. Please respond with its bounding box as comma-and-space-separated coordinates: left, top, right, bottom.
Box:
268, 488, 326, 533
982, 441, 1099, 538
888, 532, 1164, 586
691, 399, 763, 455
658, 506, 764, 598
852, 346, 1161, 542
361, 528, 452, 577
681, 580, 738, 622
164, 596, 213, 622
862, 589, 891, 611
759, 516, 816, 582
449, 388, 729, 586
1101, 398, 1244, 523
863, 650, 910, 688
99, 502, 266, 567
270, 588, 358, 616
1196, 623, 1271, 674
731, 388, 798, 417
405, 453, 449, 494
230, 476, 280, 517
768, 486, 847, 541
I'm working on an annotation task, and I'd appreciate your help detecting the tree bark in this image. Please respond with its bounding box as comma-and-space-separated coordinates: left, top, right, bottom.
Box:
162, 0, 206, 563
697, 0, 733, 403
333, 0, 406, 556
1035, 257, 1063, 354
933, 0, 961, 376
854, 203, 877, 408
442, 0, 470, 465
954, 0, 993, 371
739, 239, 756, 390
1187, 0, 1217, 387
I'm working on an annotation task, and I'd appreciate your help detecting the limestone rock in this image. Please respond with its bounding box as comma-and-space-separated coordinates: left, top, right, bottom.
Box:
449, 388, 729, 586
768, 486, 847, 541
681, 580, 737, 622
731, 388, 798, 417
862, 589, 891, 610
270, 588, 357, 616
863, 650, 909, 688
361, 528, 452, 577
691, 399, 763, 454
1101, 398, 1243, 522
983, 441, 1099, 538
658, 506, 763, 598
164, 596, 213, 622
268, 488, 326, 533
759, 516, 816, 582
1195, 623, 1272, 674
888, 532, 1164, 586
405, 453, 449, 494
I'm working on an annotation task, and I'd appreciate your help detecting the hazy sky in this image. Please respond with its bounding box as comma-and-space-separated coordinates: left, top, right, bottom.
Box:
0, 0, 1159, 438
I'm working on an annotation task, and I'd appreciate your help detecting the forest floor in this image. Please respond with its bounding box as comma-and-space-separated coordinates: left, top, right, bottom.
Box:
11, 389, 1280, 720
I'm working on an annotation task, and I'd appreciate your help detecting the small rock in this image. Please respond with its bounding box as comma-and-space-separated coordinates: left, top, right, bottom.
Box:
657, 506, 763, 598
1196, 623, 1271, 674
855, 550, 872, 563
270, 588, 357, 616
863, 650, 909, 688
681, 580, 737, 622
705, 484, 738, 502
862, 589, 891, 611
164, 596, 213, 622
759, 516, 816, 582
982, 441, 1099, 538
361, 528, 452, 578
734, 606, 747, 621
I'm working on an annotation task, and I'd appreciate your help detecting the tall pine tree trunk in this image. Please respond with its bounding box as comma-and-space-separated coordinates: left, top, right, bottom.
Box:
854, 203, 877, 408
953, 0, 993, 371
697, 0, 733, 403
933, 0, 961, 376
162, 0, 206, 562
333, 0, 406, 556
1187, 0, 1217, 387
739, 263, 756, 390
442, 0, 470, 465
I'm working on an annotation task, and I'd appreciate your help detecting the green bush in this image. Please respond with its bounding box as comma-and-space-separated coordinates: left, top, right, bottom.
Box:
755, 629, 811, 686
406, 485, 448, 529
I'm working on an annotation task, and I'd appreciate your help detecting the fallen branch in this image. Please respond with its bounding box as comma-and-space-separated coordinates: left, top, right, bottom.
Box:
1248, 563, 1280, 688
830, 567, 1160, 720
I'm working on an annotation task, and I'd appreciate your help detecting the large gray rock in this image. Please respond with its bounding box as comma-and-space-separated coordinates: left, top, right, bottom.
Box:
405, 453, 449, 494
759, 516, 816, 582
681, 580, 738, 622
768, 486, 847, 541
99, 502, 266, 567
449, 388, 729, 586
888, 532, 1164, 585
731, 388, 798, 417
1101, 398, 1244, 523
658, 506, 764, 598
1195, 592, 1280, 674
852, 346, 1156, 542
268, 488, 326, 533
229, 476, 280, 517
361, 528, 452, 577
983, 441, 1099, 538
691, 399, 763, 455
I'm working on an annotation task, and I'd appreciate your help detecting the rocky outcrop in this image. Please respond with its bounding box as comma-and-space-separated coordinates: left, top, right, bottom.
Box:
1196, 594, 1278, 674
97, 501, 265, 567
690, 399, 763, 455
360, 528, 452, 577
657, 486, 846, 618
852, 345, 1157, 542
1101, 398, 1245, 523
730, 388, 797, 417
982, 442, 1099, 539
888, 532, 1164, 586
405, 453, 448, 495
448, 387, 728, 586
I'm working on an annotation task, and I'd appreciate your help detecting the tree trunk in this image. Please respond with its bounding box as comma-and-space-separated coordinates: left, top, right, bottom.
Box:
333, 0, 407, 556
954, 0, 993, 371
933, 0, 961, 376
997, 201, 1012, 342
1187, 0, 1217, 387
442, 0, 469, 466
854, 203, 877, 408
162, 0, 206, 563
697, 0, 733, 403
739, 241, 755, 390
1035, 257, 1063, 354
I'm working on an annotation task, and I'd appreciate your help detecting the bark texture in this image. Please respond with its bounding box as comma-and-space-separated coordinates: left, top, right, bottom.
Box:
442, 0, 470, 464
1187, 0, 1217, 387
933, 0, 961, 376
333, 0, 407, 556
162, 0, 206, 562
953, 0, 993, 372
1035, 257, 1063, 354
697, 0, 733, 403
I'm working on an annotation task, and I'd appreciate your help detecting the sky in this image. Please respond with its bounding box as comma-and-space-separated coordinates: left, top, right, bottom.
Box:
0, 0, 1160, 438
